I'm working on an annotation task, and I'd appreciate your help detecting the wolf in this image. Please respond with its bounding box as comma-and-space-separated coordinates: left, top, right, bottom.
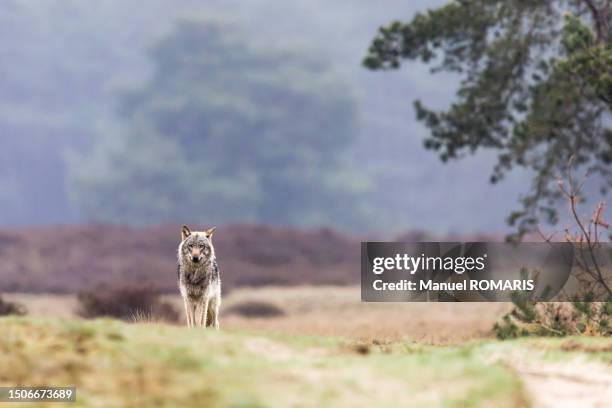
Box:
177, 225, 221, 329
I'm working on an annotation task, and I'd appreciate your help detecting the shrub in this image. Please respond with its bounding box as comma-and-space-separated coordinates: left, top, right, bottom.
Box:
494, 157, 611, 339
0, 295, 26, 316
77, 286, 178, 323
225, 301, 285, 318
234, 275, 291, 287
494, 295, 612, 339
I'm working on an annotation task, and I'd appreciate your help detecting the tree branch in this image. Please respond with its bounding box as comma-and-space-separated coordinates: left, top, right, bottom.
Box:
582, 0, 605, 42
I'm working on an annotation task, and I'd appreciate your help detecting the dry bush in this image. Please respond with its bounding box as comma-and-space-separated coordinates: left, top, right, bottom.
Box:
495, 157, 611, 339
0, 295, 27, 316
224, 300, 285, 318
77, 286, 179, 323
234, 275, 292, 287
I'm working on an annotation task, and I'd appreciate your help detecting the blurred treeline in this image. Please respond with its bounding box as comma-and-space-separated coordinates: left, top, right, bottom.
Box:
70, 19, 367, 229
0, 0, 527, 232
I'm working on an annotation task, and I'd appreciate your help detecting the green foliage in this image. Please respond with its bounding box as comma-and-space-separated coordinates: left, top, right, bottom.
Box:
493, 315, 528, 340
493, 287, 612, 339
559, 14, 612, 107
365, 0, 612, 238
494, 269, 537, 339
509, 289, 537, 324
571, 294, 612, 336
70, 18, 368, 229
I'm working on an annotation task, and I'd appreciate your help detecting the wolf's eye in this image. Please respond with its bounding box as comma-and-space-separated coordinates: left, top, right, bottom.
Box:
199, 243, 205, 248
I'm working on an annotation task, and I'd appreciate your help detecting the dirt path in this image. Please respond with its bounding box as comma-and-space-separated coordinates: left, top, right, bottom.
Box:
505, 352, 612, 408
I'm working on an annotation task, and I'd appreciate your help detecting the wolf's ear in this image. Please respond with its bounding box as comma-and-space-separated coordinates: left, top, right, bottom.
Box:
204, 226, 216, 238
181, 225, 192, 241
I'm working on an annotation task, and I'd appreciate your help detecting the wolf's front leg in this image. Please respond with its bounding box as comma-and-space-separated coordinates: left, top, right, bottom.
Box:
190, 302, 198, 327
198, 298, 209, 327
182, 297, 192, 327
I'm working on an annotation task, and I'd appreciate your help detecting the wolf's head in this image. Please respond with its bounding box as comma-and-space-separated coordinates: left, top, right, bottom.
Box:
179, 225, 216, 265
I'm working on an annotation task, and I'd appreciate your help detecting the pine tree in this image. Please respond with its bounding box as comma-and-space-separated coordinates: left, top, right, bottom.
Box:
365, 1, 612, 238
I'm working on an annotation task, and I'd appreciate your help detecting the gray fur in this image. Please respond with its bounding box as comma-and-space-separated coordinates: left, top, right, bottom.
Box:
177, 227, 221, 329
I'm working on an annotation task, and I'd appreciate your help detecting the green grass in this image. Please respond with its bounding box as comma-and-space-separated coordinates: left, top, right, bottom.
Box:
2, 317, 605, 408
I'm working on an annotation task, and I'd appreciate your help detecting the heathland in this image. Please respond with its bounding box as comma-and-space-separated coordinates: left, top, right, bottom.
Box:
2, 225, 611, 407
2, 316, 611, 407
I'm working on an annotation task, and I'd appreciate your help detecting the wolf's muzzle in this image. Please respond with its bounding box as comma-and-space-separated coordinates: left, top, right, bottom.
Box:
191, 256, 202, 263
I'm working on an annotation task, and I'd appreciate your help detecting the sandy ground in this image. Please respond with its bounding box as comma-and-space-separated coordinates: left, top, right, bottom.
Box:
5, 286, 511, 344
499, 350, 612, 408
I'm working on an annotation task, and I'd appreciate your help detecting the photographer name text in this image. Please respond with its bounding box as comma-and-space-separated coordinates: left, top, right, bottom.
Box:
371, 254, 534, 292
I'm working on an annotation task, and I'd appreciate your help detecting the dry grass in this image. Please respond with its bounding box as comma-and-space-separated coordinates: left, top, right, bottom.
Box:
5, 286, 511, 344
2, 293, 610, 406
217, 286, 512, 344
0, 317, 529, 407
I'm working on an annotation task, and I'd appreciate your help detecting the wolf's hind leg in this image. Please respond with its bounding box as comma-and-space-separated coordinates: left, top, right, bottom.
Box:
205, 304, 214, 328
199, 298, 209, 327
208, 294, 220, 330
